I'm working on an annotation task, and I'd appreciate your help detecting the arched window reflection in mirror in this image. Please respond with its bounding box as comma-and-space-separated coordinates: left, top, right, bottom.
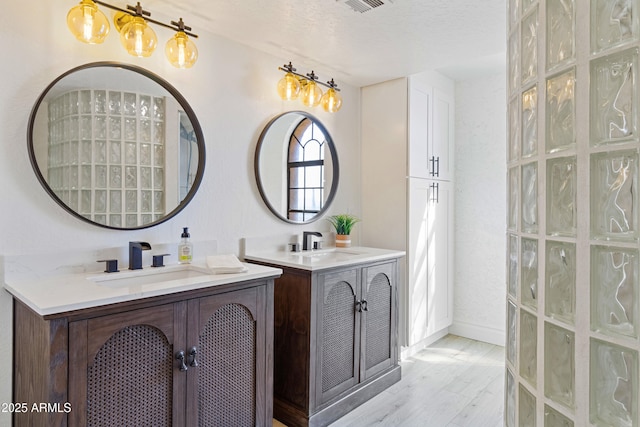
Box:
287, 118, 327, 222
255, 111, 339, 224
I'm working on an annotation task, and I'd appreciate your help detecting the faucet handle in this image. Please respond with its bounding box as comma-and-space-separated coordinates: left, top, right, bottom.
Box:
97, 259, 119, 273
152, 253, 170, 268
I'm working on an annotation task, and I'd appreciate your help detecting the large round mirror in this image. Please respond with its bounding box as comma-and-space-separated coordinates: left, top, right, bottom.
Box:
28, 62, 205, 230
255, 111, 339, 223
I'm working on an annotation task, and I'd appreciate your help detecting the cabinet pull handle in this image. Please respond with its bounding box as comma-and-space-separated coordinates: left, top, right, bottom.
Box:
429, 156, 435, 177
362, 300, 368, 311
176, 350, 188, 372
355, 300, 362, 313
435, 156, 440, 177
188, 346, 199, 367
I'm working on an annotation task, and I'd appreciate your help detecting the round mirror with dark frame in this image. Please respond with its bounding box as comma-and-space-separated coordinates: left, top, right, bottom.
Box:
28, 62, 205, 230
255, 111, 339, 224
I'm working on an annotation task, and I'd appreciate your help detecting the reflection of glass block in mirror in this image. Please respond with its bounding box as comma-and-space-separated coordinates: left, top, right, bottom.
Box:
590, 48, 639, 146
80, 90, 91, 114
153, 98, 164, 120
545, 240, 576, 325
109, 214, 121, 228
547, 156, 577, 236
519, 384, 536, 427
108, 91, 121, 115
522, 86, 537, 158
109, 117, 122, 141
544, 404, 574, 427
522, 162, 538, 233
140, 95, 150, 118
81, 165, 91, 189
507, 300, 518, 366
94, 90, 106, 114
546, 0, 575, 71
506, 369, 516, 427
591, 245, 639, 338
509, 31, 520, 96
124, 118, 137, 142
125, 190, 137, 213
509, 167, 519, 230
509, 96, 520, 162
591, 0, 639, 54
140, 120, 151, 143
521, 7, 539, 86
546, 69, 576, 152
124, 93, 136, 116
94, 116, 106, 140
544, 322, 575, 408
520, 309, 537, 386
591, 150, 638, 241
590, 338, 638, 426
110, 190, 121, 213
509, 234, 519, 298
126, 214, 137, 228
125, 142, 137, 165
521, 238, 538, 309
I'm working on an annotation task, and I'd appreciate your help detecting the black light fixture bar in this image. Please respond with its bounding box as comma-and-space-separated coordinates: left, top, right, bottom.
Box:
94, 0, 199, 38
278, 62, 340, 92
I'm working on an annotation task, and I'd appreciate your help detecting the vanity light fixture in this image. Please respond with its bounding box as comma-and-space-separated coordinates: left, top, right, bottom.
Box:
277, 62, 343, 113
66, 0, 199, 67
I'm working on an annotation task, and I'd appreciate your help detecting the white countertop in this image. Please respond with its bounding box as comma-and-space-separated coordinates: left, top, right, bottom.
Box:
244, 246, 405, 271
4, 262, 282, 317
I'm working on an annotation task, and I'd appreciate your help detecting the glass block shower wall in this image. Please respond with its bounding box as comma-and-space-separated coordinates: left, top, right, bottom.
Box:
507, 1, 640, 426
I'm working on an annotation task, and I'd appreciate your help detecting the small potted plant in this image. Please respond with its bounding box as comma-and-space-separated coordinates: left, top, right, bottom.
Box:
327, 214, 360, 248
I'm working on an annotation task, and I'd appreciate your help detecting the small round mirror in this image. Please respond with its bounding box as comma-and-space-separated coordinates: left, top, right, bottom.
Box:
28, 62, 205, 230
255, 111, 339, 223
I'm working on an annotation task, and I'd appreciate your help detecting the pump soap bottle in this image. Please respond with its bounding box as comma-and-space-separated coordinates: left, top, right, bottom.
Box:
178, 227, 193, 264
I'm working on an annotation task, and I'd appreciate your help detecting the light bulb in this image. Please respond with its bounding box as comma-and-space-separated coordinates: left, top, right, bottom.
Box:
166, 31, 198, 68
277, 72, 301, 100
321, 88, 343, 113
66, 0, 110, 44
120, 16, 157, 57
301, 81, 323, 107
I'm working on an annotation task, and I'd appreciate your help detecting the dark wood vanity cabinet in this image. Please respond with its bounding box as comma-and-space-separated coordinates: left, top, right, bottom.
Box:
13, 279, 274, 427
260, 259, 400, 427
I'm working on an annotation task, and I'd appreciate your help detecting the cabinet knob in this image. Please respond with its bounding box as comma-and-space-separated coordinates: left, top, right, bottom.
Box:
188, 346, 199, 367
362, 300, 369, 311
176, 350, 188, 372
355, 300, 362, 313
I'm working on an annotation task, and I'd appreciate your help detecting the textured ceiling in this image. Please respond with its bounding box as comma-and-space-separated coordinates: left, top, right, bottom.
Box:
141, 0, 507, 86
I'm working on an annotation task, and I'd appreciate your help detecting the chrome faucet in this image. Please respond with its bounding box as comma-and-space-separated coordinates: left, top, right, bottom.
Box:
302, 231, 322, 251
129, 241, 151, 270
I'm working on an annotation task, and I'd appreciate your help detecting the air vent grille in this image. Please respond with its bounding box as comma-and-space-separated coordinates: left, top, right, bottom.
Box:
343, 0, 391, 13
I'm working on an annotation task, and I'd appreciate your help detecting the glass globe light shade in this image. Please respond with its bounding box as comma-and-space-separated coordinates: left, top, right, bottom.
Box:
321, 88, 343, 113
301, 81, 323, 107
120, 16, 157, 57
277, 72, 301, 100
66, 0, 110, 44
166, 32, 198, 69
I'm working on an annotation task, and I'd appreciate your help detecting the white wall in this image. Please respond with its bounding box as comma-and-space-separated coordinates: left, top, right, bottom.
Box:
0, 1, 361, 421
450, 71, 507, 346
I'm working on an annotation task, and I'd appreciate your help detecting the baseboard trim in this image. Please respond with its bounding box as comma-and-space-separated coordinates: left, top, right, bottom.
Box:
449, 321, 505, 346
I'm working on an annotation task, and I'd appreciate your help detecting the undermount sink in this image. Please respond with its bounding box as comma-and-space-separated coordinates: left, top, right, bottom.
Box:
88, 265, 212, 288
294, 248, 365, 261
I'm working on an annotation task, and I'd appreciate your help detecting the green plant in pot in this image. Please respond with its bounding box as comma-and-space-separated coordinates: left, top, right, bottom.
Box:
327, 214, 360, 248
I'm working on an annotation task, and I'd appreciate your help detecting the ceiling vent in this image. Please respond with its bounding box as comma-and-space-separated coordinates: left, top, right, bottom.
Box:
342, 0, 393, 13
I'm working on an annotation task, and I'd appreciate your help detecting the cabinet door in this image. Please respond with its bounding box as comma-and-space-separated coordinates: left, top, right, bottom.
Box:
431, 88, 454, 181
408, 84, 431, 179
186, 286, 268, 427
68, 302, 187, 427
408, 177, 430, 345
315, 268, 360, 405
361, 262, 397, 380
428, 180, 454, 334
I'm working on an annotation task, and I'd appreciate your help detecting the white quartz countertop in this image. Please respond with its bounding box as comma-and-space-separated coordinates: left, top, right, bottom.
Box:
4, 262, 282, 317
244, 246, 405, 271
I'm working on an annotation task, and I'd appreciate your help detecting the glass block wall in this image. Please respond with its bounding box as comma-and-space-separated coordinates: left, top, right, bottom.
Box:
47, 90, 166, 228
507, 0, 640, 425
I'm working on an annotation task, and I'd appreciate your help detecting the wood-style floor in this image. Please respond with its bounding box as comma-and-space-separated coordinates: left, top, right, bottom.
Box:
274, 335, 505, 427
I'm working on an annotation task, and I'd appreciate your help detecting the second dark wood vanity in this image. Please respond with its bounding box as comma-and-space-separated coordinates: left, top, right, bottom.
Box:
246, 249, 403, 427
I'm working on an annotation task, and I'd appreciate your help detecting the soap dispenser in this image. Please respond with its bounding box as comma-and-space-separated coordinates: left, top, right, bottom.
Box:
178, 227, 193, 264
